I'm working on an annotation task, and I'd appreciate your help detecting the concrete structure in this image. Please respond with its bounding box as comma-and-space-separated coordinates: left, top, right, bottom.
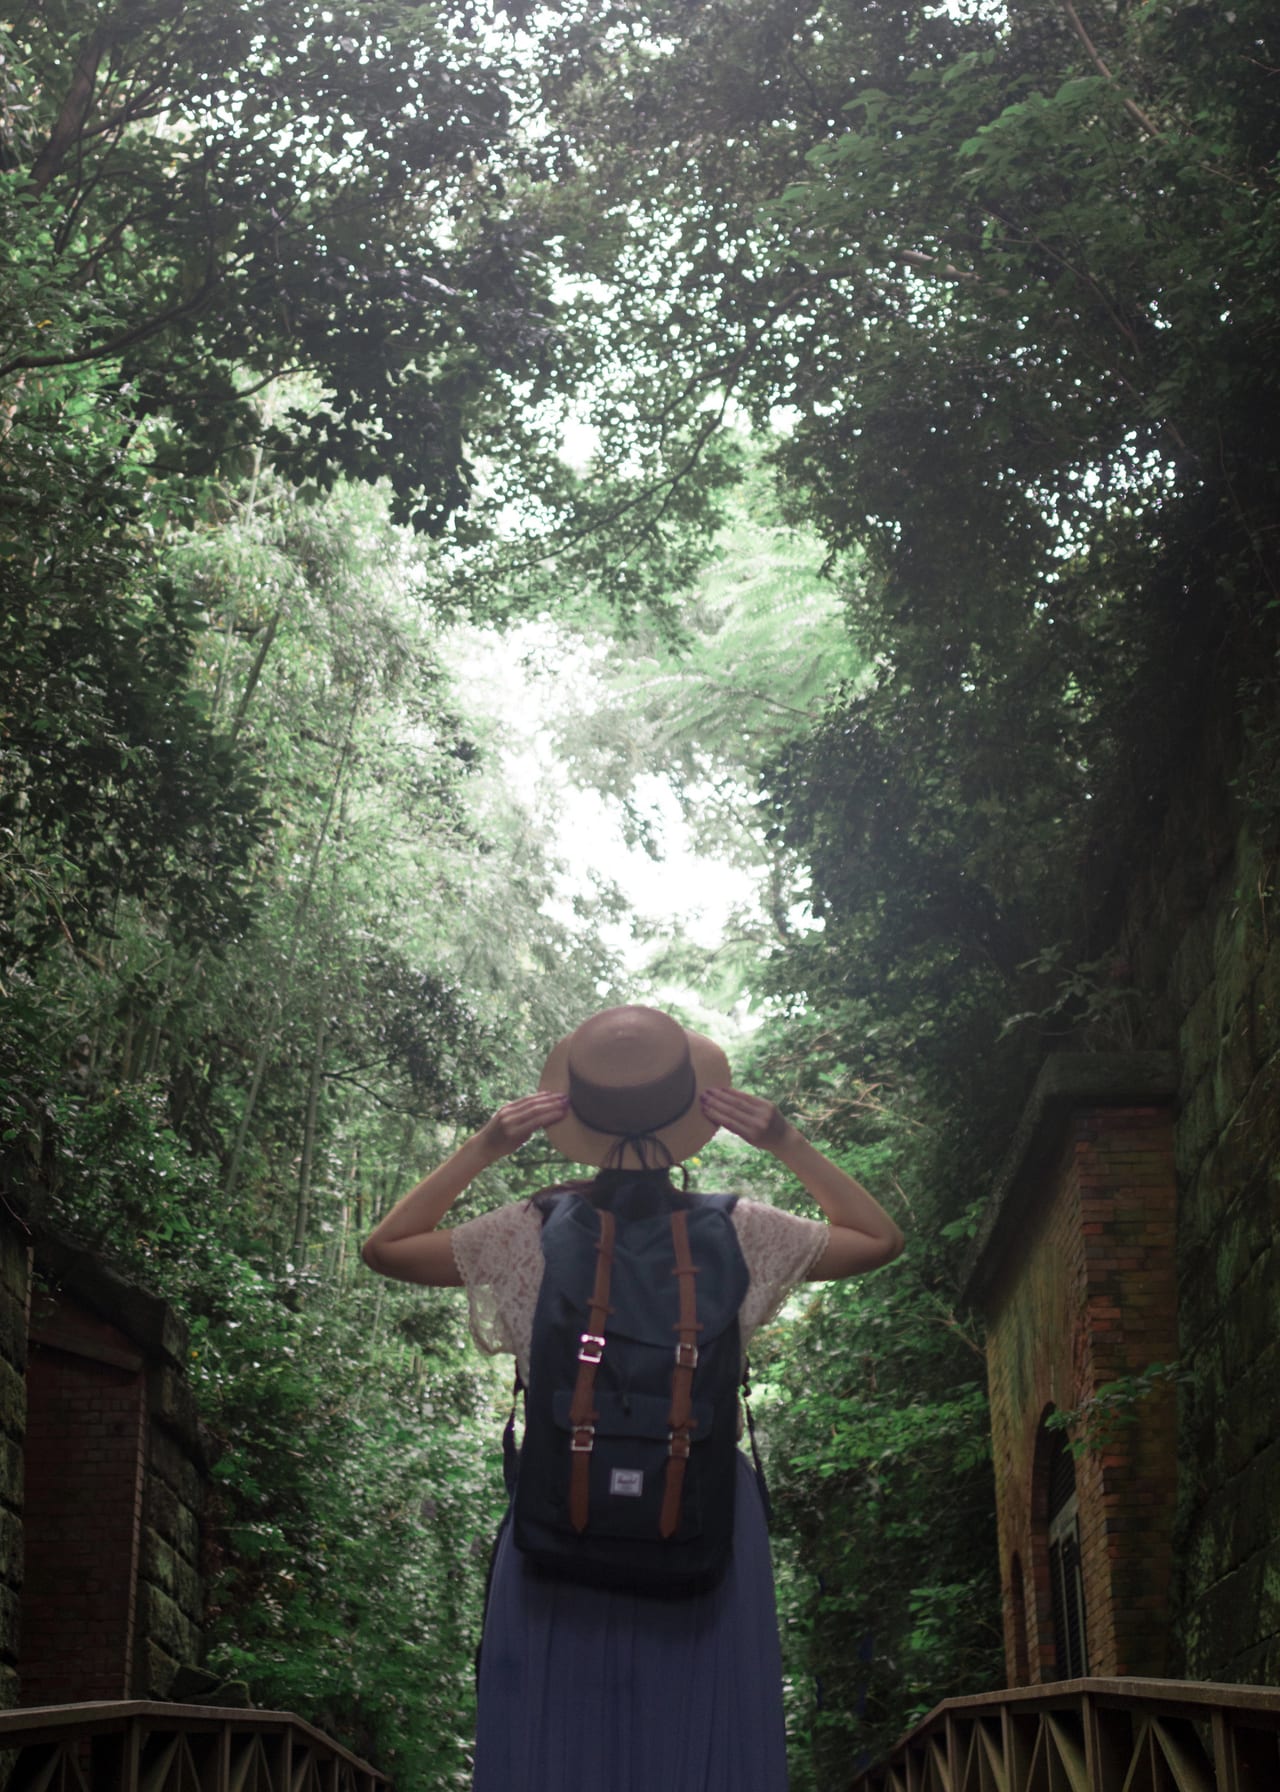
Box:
966, 1055, 1181, 1685
0, 1218, 211, 1706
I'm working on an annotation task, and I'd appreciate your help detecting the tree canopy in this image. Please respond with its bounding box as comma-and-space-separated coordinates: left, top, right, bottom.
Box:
3, 0, 567, 527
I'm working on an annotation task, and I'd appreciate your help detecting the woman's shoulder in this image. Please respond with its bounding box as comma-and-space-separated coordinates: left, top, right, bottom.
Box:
727, 1196, 828, 1277
725, 1193, 822, 1231
724, 1199, 829, 1335
450, 1196, 542, 1237
447, 1198, 541, 1286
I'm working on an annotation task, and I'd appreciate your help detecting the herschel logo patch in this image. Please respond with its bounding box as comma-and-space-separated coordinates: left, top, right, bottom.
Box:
610, 1468, 644, 1498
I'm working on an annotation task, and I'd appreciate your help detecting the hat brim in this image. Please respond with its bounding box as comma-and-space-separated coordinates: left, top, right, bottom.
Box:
538, 1025, 731, 1168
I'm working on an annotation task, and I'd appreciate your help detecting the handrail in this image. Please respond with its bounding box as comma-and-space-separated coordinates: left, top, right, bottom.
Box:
849, 1676, 1280, 1792
0, 1699, 392, 1791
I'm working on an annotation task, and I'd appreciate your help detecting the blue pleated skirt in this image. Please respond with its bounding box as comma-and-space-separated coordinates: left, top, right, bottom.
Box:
473, 1452, 788, 1791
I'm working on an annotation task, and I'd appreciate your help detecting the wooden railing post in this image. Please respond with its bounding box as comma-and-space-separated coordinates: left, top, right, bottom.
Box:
0, 1704, 392, 1792
850, 1679, 1280, 1792
1081, 1691, 1130, 1792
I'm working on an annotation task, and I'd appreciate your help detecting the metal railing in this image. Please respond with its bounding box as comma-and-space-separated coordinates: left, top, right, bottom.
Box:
849, 1677, 1280, 1792
0, 1700, 391, 1791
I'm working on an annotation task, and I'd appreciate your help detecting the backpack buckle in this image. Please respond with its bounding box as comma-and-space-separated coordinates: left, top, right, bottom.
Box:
570, 1424, 595, 1453
674, 1341, 699, 1370
667, 1429, 692, 1460
578, 1332, 606, 1364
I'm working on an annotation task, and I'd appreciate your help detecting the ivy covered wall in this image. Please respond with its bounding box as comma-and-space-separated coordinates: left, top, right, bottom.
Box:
0, 1225, 26, 1709
1103, 699, 1280, 1683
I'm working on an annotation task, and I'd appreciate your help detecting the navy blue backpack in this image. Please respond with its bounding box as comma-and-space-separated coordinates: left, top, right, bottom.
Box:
505, 1175, 757, 1597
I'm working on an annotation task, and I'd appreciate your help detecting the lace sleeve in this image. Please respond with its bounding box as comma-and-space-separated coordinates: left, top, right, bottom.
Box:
733, 1201, 829, 1348
447, 1202, 544, 1380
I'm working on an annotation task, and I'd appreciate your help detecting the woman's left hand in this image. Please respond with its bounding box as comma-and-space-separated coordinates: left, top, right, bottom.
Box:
700, 1086, 791, 1152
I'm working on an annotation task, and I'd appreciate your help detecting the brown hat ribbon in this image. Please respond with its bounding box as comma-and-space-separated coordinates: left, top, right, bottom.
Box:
566, 1049, 697, 1141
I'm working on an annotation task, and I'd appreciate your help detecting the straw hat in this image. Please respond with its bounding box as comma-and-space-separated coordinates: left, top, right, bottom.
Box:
538, 1005, 731, 1169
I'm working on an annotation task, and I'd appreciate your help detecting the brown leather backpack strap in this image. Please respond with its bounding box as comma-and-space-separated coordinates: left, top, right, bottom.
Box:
660, 1207, 703, 1539
567, 1208, 616, 1534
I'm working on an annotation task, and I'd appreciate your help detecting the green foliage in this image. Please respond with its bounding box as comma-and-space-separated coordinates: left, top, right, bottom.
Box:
756, 1253, 1000, 1783
1, 365, 622, 1784
1, 0, 561, 531
728, 1019, 1002, 1784
547, 456, 861, 851
6, 0, 1279, 1783
1045, 1361, 1193, 1459
518, 454, 865, 1026
30, 1068, 503, 1786
532, 0, 1280, 1019
197, 1276, 503, 1788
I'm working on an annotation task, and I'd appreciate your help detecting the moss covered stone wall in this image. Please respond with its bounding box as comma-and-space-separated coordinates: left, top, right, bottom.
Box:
0, 1224, 28, 1708
1120, 715, 1280, 1683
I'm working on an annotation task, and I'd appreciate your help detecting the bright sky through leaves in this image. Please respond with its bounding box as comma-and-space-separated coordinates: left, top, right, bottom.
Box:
447, 620, 762, 971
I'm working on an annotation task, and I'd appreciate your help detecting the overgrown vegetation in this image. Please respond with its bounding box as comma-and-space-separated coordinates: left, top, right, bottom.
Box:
3, 0, 1277, 1785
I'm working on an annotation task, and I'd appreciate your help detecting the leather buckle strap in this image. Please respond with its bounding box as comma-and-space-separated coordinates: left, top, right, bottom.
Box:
661, 1209, 702, 1539
568, 1209, 617, 1534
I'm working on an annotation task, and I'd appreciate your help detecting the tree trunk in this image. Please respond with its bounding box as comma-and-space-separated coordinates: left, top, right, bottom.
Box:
292, 1015, 327, 1260
330, 1138, 361, 1283
222, 695, 361, 1204
29, 29, 109, 195
230, 607, 283, 742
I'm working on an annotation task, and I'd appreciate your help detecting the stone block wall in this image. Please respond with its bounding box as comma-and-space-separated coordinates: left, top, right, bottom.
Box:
1115, 723, 1280, 1683
0, 1226, 28, 1709
138, 1365, 208, 1696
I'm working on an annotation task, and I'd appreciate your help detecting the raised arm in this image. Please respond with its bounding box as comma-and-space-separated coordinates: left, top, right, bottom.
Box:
699, 1086, 905, 1280
361, 1091, 570, 1286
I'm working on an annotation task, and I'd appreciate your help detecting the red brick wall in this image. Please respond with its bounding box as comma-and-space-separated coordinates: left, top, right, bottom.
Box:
21, 1302, 147, 1704
984, 1104, 1178, 1683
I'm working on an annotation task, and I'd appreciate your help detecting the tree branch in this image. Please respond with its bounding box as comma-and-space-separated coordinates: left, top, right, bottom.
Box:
1059, 0, 1163, 140
29, 28, 111, 194
898, 249, 981, 284
0, 268, 220, 379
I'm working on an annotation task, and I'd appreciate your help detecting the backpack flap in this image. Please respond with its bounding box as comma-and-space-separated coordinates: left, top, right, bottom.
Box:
546, 1388, 717, 1542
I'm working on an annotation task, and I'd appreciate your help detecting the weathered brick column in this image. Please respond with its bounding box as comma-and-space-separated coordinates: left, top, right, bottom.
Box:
20, 1232, 213, 1703
965, 1054, 1179, 1684
22, 1296, 148, 1702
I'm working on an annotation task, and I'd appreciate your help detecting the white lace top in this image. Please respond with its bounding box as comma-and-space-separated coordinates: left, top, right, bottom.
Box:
448, 1197, 829, 1383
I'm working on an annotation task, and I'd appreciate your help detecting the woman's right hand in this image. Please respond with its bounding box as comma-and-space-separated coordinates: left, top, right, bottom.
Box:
476, 1091, 570, 1162
700, 1086, 792, 1152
